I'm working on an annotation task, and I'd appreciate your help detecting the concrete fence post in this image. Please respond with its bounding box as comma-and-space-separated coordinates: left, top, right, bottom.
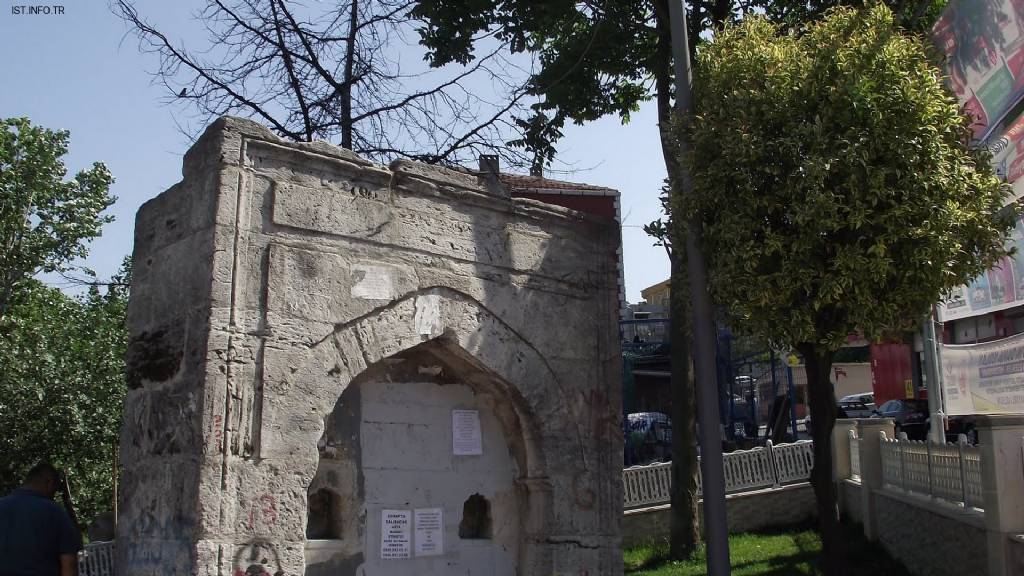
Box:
926, 440, 934, 498
856, 417, 895, 541
976, 415, 1024, 576
958, 434, 969, 507
832, 419, 856, 482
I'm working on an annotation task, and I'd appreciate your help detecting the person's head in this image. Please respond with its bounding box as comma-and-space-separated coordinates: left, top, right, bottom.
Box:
23, 462, 61, 498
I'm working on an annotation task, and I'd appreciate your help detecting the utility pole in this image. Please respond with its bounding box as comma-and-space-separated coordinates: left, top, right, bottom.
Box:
923, 309, 946, 444
666, 1, 731, 575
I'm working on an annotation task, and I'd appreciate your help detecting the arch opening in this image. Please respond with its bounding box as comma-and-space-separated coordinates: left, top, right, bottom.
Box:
303, 337, 543, 575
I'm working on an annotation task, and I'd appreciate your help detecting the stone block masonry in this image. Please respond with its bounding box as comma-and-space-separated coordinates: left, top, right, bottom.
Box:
873, 489, 987, 576
116, 117, 623, 575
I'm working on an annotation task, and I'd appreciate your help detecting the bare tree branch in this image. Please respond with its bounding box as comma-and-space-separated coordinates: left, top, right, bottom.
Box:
113, 0, 533, 168
115, 0, 304, 140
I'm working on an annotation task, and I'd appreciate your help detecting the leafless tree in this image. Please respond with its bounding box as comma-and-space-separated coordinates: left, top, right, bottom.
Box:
114, 0, 534, 166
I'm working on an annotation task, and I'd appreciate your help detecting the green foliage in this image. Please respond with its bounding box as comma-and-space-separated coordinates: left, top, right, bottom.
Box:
0, 259, 129, 527
686, 5, 1015, 353
624, 525, 913, 575
759, 0, 947, 33
0, 118, 115, 317
415, 0, 668, 169
414, 0, 943, 170
833, 345, 870, 363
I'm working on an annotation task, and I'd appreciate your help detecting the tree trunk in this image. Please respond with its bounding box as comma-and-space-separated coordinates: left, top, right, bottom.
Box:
798, 343, 846, 576
651, 0, 701, 559
669, 247, 700, 559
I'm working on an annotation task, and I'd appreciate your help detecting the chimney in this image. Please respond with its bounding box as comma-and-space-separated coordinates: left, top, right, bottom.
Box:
477, 153, 508, 197
479, 154, 499, 177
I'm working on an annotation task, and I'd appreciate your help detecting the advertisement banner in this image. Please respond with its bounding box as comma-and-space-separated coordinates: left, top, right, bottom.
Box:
942, 332, 1024, 414
987, 111, 1024, 201
938, 215, 1024, 321
933, 0, 1024, 140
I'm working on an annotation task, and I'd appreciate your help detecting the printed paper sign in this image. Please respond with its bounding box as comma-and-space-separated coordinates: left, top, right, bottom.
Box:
414, 508, 444, 557
380, 509, 411, 559
452, 409, 483, 455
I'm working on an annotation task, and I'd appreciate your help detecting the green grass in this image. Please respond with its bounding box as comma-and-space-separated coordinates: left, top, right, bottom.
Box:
625, 524, 912, 575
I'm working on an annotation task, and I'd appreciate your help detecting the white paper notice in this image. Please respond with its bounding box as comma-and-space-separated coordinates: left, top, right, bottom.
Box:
452, 409, 483, 455
414, 293, 441, 336
350, 265, 393, 300
380, 509, 411, 559
414, 508, 444, 557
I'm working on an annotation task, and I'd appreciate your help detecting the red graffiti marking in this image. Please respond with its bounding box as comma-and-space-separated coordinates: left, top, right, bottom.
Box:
213, 414, 224, 451
247, 494, 278, 531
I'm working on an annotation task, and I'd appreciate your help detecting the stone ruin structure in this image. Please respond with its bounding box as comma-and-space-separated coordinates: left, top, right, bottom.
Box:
116, 117, 622, 575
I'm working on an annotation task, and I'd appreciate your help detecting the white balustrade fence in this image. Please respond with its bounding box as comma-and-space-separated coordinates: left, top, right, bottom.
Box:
878, 431, 984, 510
718, 443, 777, 493
772, 439, 815, 484
622, 440, 814, 508
79, 541, 115, 576
622, 459, 673, 508
849, 430, 862, 480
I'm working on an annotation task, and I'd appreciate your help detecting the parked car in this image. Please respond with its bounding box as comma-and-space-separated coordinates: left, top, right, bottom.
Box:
941, 414, 979, 444
942, 414, 974, 440
626, 412, 672, 464
871, 398, 929, 440
837, 393, 875, 418
804, 393, 875, 436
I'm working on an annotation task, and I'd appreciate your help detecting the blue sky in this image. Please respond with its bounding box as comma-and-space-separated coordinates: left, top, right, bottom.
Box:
0, 1, 669, 302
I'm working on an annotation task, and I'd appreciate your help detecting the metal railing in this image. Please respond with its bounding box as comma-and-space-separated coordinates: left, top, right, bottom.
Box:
79, 541, 115, 576
879, 431, 984, 510
622, 439, 814, 508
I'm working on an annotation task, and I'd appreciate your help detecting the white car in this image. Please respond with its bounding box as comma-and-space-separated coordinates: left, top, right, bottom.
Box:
838, 393, 875, 418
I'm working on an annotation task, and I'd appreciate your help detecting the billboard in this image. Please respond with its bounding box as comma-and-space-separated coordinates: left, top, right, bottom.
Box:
942, 332, 1024, 414
986, 111, 1024, 201
933, 0, 1024, 321
938, 215, 1024, 321
933, 0, 1024, 141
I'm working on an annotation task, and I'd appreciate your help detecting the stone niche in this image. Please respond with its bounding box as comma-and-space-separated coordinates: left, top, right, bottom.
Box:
116, 117, 623, 576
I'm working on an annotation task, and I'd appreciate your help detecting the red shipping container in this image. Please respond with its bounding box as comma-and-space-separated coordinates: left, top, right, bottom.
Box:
870, 341, 914, 406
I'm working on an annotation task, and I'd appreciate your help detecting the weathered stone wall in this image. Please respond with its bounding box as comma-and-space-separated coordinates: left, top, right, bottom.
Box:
116, 117, 623, 575
874, 489, 987, 576
621, 483, 817, 548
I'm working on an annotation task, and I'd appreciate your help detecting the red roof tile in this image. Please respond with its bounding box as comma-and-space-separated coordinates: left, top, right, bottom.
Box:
498, 173, 616, 193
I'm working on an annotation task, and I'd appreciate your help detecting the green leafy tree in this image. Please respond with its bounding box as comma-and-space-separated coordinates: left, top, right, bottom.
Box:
414, 0, 950, 561
416, 1, 737, 557
686, 7, 1014, 573
0, 260, 130, 531
0, 118, 115, 319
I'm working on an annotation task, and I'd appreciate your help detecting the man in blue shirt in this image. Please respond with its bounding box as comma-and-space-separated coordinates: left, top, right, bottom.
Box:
0, 463, 82, 576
